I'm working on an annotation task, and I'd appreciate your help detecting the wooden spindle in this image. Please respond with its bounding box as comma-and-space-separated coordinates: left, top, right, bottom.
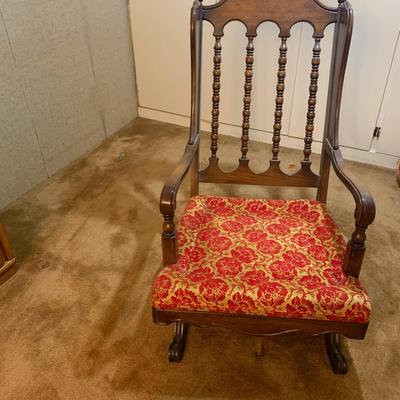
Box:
210, 36, 222, 159
272, 37, 288, 161
240, 37, 255, 161
303, 38, 321, 162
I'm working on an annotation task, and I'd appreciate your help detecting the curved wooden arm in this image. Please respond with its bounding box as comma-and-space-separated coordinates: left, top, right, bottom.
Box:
160, 137, 199, 265
327, 140, 375, 226
160, 137, 199, 216
326, 140, 376, 277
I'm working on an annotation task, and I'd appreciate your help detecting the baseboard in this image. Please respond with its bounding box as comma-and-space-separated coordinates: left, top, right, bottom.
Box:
138, 107, 398, 169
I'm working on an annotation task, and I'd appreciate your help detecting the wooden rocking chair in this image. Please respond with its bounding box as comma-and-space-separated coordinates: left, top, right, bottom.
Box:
152, 0, 376, 374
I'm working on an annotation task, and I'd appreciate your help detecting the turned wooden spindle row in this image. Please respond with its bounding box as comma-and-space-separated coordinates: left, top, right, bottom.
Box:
209, 34, 322, 164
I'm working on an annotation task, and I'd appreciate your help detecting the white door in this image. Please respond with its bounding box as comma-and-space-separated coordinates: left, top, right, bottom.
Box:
288, 0, 400, 153
374, 32, 400, 157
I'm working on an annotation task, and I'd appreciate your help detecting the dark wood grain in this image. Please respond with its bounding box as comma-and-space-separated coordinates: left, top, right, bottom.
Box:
160, 138, 199, 265
325, 333, 348, 374
199, 162, 320, 187
153, 309, 368, 340
189, 0, 203, 145
210, 35, 222, 159
168, 321, 188, 362
318, 0, 353, 202
303, 38, 321, 163
188, 0, 203, 197
272, 36, 288, 162
202, 0, 337, 37
326, 140, 376, 278
240, 37, 255, 163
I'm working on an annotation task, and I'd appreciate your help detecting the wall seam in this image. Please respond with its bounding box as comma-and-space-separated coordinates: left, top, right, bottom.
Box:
0, 3, 49, 178
78, 0, 108, 139
286, 23, 303, 138
127, 0, 140, 113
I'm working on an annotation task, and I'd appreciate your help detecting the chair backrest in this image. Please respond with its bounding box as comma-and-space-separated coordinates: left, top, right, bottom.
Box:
188, 0, 353, 198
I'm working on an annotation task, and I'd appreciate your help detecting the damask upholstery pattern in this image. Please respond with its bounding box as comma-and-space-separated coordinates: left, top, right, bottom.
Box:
152, 196, 370, 323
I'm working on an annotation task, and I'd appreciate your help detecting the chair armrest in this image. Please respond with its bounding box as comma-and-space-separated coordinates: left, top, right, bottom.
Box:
326, 140, 376, 226
325, 139, 376, 277
160, 137, 199, 217
159, 137, 199, 265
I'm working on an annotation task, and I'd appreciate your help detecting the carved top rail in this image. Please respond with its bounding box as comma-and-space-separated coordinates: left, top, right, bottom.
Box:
202, 0, 339, 37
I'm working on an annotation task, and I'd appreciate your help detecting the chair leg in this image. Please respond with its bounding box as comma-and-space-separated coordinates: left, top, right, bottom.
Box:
168, 321, 188, 362
325, 333, 348, 374
255, 337, 265, 359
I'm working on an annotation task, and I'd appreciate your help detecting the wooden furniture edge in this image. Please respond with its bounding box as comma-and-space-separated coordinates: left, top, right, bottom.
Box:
160, 137, 200, 265
160, 137, 200, 217
0, 223, 16, 285
327, 140, 376, 227
326, 139, 376, 277
153, 308, 368, 339
0, 258, 17, 286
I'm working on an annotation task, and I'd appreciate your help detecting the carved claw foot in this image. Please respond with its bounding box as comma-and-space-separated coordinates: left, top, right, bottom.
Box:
325, 333, 348, 374
168, 321, 188, 362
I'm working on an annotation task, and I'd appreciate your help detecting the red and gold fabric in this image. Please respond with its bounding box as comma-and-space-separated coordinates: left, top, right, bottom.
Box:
152, 196, 370, 323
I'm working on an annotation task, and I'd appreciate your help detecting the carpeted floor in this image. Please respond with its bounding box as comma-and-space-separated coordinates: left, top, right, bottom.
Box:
1, 117, 399, 399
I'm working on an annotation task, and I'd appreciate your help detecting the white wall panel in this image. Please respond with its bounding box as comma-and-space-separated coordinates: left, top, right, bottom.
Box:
288, 23, 334, 142
132, 1, 301, 135
375, 33, 400, 157
337, 0, 400, 150
131, 0, 191, 116
289, 0, 400, 153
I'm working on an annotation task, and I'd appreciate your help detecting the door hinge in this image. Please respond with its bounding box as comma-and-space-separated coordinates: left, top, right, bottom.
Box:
373, 126, 382, 139
369, 126, 382, 153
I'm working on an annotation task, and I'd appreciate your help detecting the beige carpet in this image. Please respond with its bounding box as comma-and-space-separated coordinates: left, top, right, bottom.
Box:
1, 117, 399, 400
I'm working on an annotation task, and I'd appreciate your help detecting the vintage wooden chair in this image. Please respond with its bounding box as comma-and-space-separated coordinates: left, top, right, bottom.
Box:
152, 0, 376, 374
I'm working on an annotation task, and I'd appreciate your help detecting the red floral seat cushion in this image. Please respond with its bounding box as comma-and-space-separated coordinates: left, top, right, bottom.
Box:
152, 196, 370, 323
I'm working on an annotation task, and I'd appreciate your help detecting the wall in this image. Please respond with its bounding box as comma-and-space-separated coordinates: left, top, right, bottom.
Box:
131, 0, 400, 169
0, 0, 138, 210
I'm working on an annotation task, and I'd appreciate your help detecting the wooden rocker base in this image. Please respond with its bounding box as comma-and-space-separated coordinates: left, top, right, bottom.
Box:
154, 309, 368, 339
156, 310, 360, 373
325, 333, 348, 374
168, 321, 188, 362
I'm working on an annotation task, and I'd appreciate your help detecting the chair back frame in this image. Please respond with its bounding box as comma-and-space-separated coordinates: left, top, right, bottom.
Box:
188, 0, 353, 202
